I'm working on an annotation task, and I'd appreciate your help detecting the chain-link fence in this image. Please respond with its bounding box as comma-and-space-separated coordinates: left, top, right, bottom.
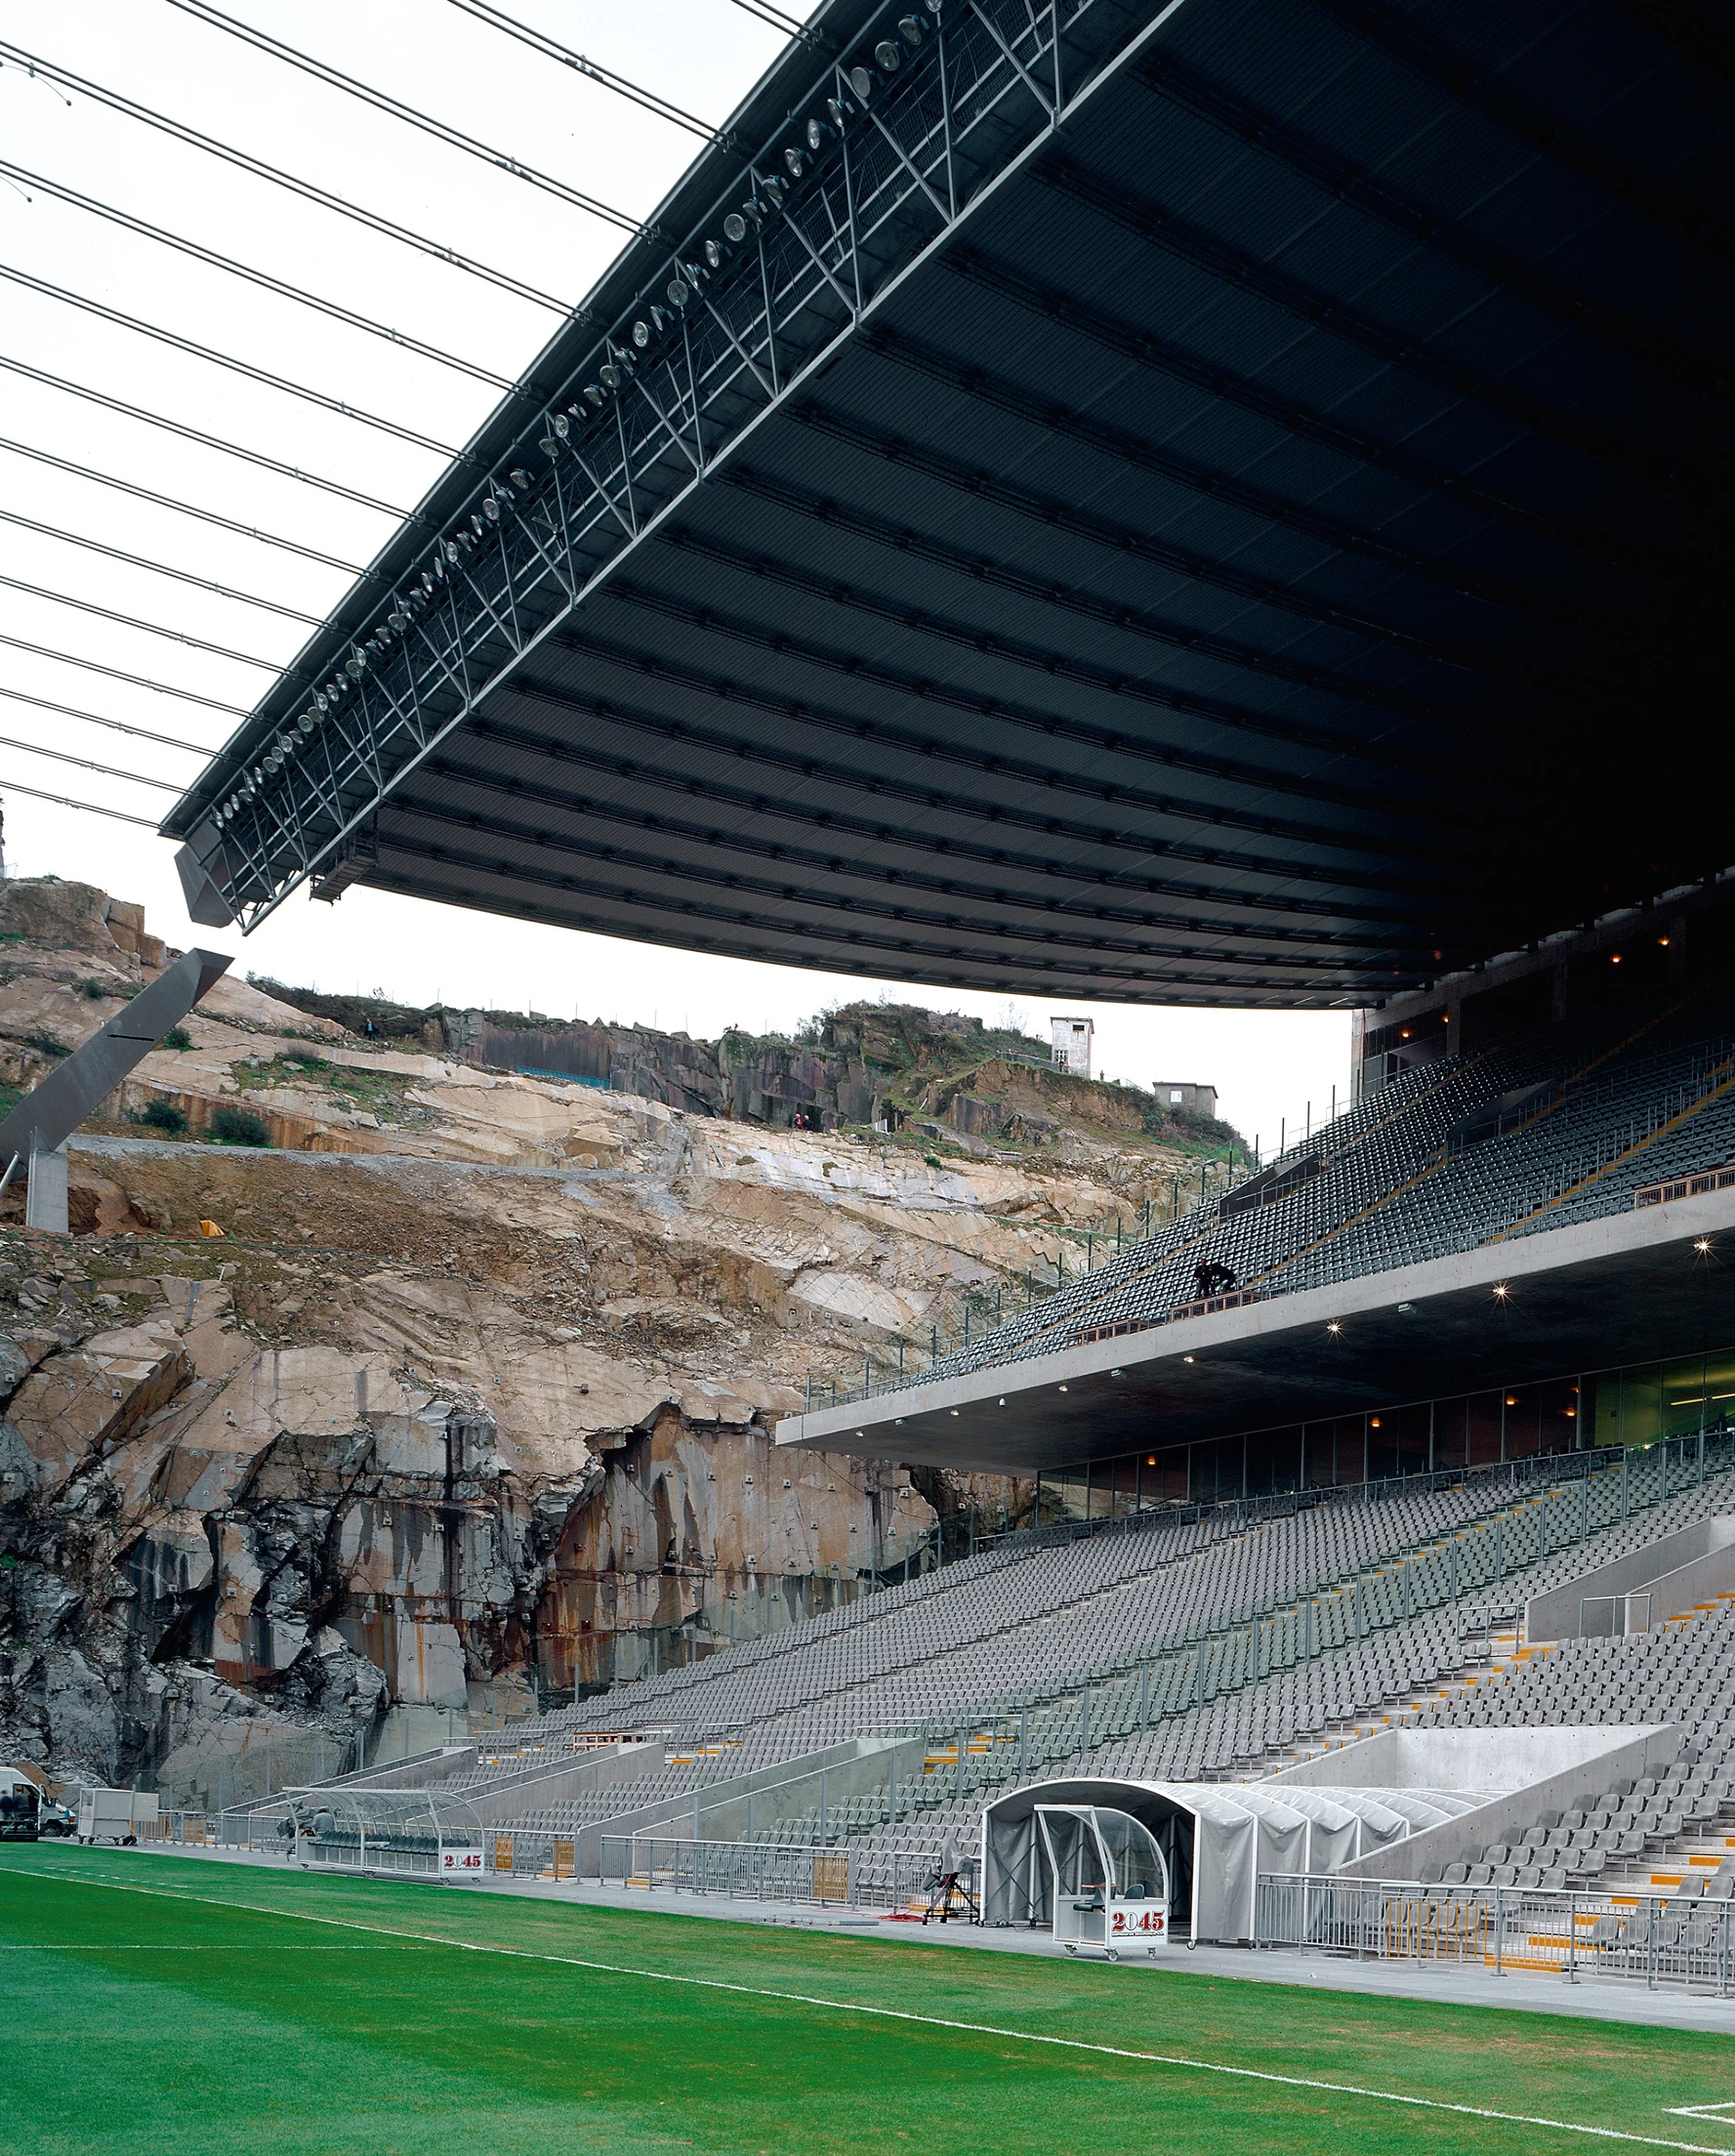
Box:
1256, 1873, 1735, 1994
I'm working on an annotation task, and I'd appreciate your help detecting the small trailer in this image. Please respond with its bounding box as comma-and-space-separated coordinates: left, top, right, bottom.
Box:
77, 1787, 160, 1845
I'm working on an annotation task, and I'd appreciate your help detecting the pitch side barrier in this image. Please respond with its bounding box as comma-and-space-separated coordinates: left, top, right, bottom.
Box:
1256, 1873, 1735, 1996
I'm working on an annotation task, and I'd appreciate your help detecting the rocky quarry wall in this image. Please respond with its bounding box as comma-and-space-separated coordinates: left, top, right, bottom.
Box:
0, 876, 1235, 1789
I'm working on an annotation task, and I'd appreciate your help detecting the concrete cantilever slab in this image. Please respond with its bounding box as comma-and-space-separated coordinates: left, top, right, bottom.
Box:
775, 1184, 1735, 1473
0, 946, 231, 1230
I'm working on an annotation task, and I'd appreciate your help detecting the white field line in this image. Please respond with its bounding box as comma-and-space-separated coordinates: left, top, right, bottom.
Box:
0, 1941, 430, 1950
6, 1864, 1735, 2156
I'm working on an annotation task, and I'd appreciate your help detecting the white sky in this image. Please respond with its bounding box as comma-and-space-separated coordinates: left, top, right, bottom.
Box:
0, 0, 1352, 1155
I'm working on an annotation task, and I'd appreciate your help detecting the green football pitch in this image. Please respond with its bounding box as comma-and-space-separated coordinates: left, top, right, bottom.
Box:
5, 1846, 1735, 2156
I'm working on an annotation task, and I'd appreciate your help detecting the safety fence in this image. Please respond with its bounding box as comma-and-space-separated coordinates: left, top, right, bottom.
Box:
599, 1834, 978, 1917
1255, 1874, 1735, 1995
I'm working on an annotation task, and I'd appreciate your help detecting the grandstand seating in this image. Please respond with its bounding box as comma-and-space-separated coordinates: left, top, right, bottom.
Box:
469, 1434, 1735, 1892
854, 976, 1735, 1400
430, 975, 1735, 1926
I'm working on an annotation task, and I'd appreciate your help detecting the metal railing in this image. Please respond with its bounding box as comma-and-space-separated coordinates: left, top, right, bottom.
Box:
1256, 1873, 1735, 1995
599, 1833, 978, 1916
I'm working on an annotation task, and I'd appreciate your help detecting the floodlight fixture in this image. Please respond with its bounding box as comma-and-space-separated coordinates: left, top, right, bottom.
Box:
631, 319, 650, 348
668, 277, 690, 307
599, 363, 623, 389
899, 14, 927, 45
584, 385, 604, 405
703, 237, 724, 268
723, 211, 748, 242
825, 97, 848, 131
784, 147, 804, 178
806, 117, 831, 150
847, 63, 872, 99
875, 39, 902, 69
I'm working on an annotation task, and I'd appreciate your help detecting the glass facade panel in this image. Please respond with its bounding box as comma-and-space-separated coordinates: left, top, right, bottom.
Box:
1467, 1390, 1503, 1466
1037, 1342, 1733, 1522
1303, 1422, 1337, 1488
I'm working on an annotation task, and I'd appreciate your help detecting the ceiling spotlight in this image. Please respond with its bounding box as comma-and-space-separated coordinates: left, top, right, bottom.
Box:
949, 1409, 958, 1417
1183, 1355, 1194, 1364
1611, 953, 1622, 964
998, 1396, 1006, 1406
893, 1417, 904, 1427
1493, 1283, 1508, 1299
1327, 1321, 1341, 1335
1111, 1368, 1125, 1379
1696, 1238, 1712, 1253
1660, 936, 1671, 948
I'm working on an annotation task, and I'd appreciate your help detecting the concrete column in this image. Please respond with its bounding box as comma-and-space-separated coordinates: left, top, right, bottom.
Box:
24, 1138, 68, 1234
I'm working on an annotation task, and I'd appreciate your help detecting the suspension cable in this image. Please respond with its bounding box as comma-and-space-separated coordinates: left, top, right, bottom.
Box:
0, 40, 571, 314
0, 577, 283, 671
444, 1, 721, 141
726, 0, 811, 36
0, 735, 184, 791
0, 264, 463, 460
0, 355, 412, 522
1, 158, 515, 391
162, 0, 645, 233
0, 509, 325, 627
0, 685, 212, 756
0, 632, 251, 716
0, 777, 160, 827
0, 436, 368, 577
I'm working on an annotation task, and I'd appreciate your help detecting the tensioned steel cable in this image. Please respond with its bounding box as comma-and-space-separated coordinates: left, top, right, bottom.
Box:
0, 633, 251, 717
0, 685, 212, 757
0, 41, 571, 313
0, 436, 368, 577
0, 509, 325, 626
0, 158, 515, 391
162, 0, 646, 233
0, 777, 160, 827
0, 355, 412, 521
726, 0, 811, 37
0, 265, 463, 459
0, 735, 183, 791
444, 1, 721, 141
0, 577, 283, 671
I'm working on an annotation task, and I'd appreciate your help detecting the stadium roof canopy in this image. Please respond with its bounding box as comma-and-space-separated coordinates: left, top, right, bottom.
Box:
165, 0, 1735, 1009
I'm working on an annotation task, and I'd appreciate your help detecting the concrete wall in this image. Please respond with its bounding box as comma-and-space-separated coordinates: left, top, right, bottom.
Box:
571, 1736, 904, 1875
1268, 1724, 1657, 1793
467, 1744, 664, 1830
1527, 1515, 1735, 1639
1323, 1726, 1680, 1883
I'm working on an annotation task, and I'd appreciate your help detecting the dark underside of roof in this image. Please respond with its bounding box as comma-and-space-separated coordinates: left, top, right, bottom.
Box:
241, 0, 1735, 1006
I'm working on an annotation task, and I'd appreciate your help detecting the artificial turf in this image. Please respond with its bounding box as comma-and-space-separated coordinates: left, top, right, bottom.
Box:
3, 1845, 1734, 2156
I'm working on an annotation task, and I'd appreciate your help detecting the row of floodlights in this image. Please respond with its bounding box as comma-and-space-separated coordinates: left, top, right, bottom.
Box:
540, 13, 932, 443
211, 14, 935, 839
210, 467, 537, 829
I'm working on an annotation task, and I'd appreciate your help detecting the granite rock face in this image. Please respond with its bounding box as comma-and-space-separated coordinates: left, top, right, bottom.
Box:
0, 876, 1236, 1787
